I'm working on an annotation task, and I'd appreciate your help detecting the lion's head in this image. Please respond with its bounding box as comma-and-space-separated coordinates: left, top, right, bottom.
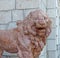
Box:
16, 10, 52, 38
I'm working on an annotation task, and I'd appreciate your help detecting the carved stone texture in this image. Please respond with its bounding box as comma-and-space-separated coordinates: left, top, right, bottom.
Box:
0, 10, 52, 58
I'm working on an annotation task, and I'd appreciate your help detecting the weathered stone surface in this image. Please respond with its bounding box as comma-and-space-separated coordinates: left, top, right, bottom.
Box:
47, 40, 56, 50
0, 11, 11, 24
0, 25, 7, 30
0, 0, 15, 10
12, 10, 24, 21
16, 0, 39, 9
47, 0, 56, 8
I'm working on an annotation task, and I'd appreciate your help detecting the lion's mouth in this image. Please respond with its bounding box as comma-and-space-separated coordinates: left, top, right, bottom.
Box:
36, 27, 46, 37
37, 28, 45, 30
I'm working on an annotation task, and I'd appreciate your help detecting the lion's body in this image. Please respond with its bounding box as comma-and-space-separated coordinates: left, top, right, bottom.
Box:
0, 29, 18, 53
0, 10, 52, 58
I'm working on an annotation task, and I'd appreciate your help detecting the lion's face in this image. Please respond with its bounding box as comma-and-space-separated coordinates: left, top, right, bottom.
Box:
26, 10, 52, 37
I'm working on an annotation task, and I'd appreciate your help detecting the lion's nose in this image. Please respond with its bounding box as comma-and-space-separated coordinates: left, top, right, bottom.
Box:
35, 19, 47, 28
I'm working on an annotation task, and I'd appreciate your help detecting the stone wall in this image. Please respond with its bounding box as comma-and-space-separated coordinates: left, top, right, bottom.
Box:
57, 0, 60, 58
46, 0, 58, 58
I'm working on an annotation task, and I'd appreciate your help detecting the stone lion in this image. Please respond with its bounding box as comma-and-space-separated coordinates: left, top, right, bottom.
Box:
0, 10, 52, 58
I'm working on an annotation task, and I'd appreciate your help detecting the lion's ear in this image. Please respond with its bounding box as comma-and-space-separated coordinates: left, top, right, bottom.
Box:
46, 19, 52, 38
46, 18, 52, 27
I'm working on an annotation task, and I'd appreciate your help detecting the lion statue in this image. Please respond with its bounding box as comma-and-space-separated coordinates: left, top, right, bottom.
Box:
0, 10, 52, 58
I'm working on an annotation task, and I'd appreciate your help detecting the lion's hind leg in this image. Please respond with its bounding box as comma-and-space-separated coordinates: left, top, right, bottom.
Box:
0, 49, 3, 58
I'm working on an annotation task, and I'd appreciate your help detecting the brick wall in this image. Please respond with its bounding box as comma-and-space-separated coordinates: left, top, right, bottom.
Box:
46, 0, 58, 58
57, 0, 60, 58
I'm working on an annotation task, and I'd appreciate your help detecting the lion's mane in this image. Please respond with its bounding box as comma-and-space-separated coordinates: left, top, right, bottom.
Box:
16, 10, 52, 58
